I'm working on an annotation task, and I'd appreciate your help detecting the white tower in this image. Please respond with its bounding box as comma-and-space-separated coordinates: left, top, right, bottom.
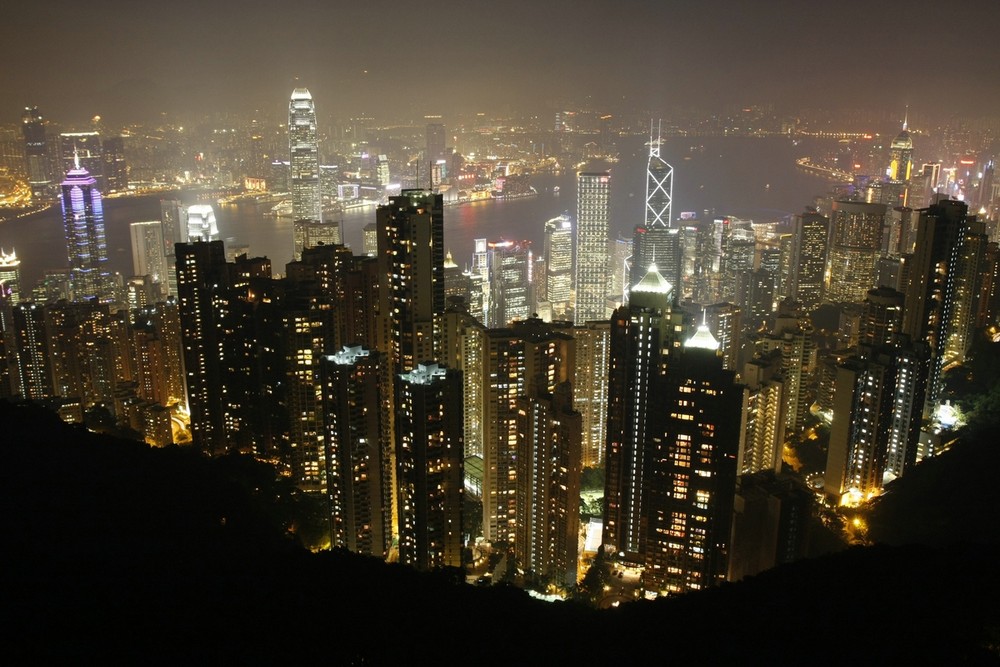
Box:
289, 87, 322, 224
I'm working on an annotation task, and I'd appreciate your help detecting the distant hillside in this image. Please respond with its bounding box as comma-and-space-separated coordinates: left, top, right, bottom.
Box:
2, 400, 998, 664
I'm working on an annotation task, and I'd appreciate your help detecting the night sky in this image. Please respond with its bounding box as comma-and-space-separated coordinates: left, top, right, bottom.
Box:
3, 0, 1000, 124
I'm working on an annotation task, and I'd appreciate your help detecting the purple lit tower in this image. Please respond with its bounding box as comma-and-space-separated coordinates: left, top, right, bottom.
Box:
61, 153, 111, 302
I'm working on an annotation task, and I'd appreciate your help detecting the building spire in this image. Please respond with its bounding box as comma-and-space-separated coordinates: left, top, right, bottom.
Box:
73, 144, 80, 170
649, 118, 661, 158
902, 105, 909, 132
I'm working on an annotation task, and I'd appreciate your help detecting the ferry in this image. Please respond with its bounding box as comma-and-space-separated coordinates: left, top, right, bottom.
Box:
265, 200, 293, 217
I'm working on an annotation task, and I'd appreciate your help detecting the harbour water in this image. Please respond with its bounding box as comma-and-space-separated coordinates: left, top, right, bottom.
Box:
1, 135, 842, 288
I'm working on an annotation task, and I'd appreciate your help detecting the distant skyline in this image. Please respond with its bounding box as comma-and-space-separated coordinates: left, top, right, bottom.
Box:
4, 0, 1000, 125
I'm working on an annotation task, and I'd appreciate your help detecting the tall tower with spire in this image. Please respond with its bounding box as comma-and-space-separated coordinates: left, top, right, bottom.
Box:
630, 121, 680, 296
289, 87, 322, 226
886, 109, 914, 206
61, 152, 112, 302
645, 120, 673, 229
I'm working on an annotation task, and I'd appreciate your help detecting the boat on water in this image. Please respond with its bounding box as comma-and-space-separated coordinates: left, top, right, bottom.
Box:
265, 200, 293, 217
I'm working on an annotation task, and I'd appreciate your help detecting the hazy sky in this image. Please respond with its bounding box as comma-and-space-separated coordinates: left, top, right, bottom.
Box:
3, 0, 999, 124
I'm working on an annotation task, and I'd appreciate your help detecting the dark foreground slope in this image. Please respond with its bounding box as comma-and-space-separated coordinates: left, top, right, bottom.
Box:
2, 400, 998, 665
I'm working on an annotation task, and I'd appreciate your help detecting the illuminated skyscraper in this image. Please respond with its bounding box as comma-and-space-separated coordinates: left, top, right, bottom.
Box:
102, 136, 128, 193
719, 218, 756, 305
1, 302, 52, 400
515, 381, 581, 586
645, 124, 673, 229
21, 106, 50, 196
425, 121, 446, 188
376, 190, 444, 375
0, 249, 22, 305
574, 171, 610, 324
630, 226, 681, 303
742, 350, 786, 475
946, 219, 988, 364
603, 265, 683, 560
887, 114, 914, 205
129, 222, 168, 297
61, 155, 112, 303
294, 218, 342, 260
486, 240, 531, 328
704, 302, 742, 371
629, 124, 677, 297
642, 324, 744, 595
757, 300, 815, 435
789, 211, 828, 311
826, 201, 886, 304
175, 240, 229, 454
573, 319, 610, 468
186, 204, 220, 242
824, 338, 929, 503
903, 197, 969, 412
543, 215, 573, 318
289, 88, 322, 224
479, 317, 575, 545
396, 363, 464, 571
321, 346, 392, 557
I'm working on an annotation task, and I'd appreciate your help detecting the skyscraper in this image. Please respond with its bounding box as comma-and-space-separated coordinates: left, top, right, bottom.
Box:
642, 324, 744, 595
186, 205, 220, 242
645, 124, 673, 229
175, 240, 230, 453
603, 265, 684, 561
289, 88, 321, 224
630, 227, 681, 302
486, 240, 531, 328
573, 319, 610, 468
396, 363, 464, 571
629, 124, 677, 297
886, 115, 914, 207
719, 218, 756, 306
515, 381, 581, 586
376, 190, 445, 375
902, 197, 969, 412
824, 338, 929, 503
102, 136, 128, 193
826, 201, 886, 304
425, 121, 446, 188
321, 346, 392, 557
789, 211, 828, 311
61, 155, 112, 303
21, 106, 50, 197
574, 171, 610, 324
543, 215, 573, 318
0, 249, 22, 305
1, 302, 52, 400
129, 221, 168, 297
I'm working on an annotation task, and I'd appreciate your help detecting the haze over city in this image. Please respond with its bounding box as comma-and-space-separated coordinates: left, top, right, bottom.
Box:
4, 0, 1000, 123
